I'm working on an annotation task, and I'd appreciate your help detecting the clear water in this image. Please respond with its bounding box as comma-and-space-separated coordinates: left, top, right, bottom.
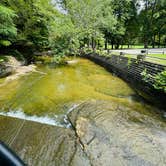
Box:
0, 57, 165, 166
0, 58, 138, 116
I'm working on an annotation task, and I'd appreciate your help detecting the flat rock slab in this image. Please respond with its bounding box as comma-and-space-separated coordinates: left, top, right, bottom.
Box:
0, 100, 166, 166
68, 100, 166, 166
0, 116, 90, 166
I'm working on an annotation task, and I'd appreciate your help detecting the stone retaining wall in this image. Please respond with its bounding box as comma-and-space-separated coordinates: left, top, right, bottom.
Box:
86, 53, 166, 110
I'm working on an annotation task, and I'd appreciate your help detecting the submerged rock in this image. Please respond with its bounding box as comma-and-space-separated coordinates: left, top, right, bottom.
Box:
0, 64, 13, 78
67, 60, 79, 65
0, 56, 36, 81
5, 65, 37, 82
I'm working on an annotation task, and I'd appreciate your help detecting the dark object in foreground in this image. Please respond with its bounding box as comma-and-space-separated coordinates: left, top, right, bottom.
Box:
0, 141, 26, 166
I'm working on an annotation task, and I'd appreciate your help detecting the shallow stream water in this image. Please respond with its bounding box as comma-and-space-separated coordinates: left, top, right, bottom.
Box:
0, 57, 165, 165
0, 58, 141, 124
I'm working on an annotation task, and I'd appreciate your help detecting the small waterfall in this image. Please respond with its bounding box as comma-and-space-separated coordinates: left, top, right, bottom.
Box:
0, 104, 81, 128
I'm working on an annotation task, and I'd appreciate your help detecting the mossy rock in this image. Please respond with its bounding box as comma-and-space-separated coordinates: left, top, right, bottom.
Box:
0, 65, 14, 78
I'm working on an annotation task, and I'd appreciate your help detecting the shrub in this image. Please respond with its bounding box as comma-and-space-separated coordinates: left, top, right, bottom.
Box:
153, 71, 166, 93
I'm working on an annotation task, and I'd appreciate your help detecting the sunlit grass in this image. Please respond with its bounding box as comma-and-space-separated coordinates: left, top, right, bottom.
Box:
106, 45, 165, 49
101, 51, 166, 65
123, 54, 166, 65
147, 54, 166, 59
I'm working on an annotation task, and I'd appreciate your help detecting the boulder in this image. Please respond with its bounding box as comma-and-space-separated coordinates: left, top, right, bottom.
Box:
0, 64, 14, 78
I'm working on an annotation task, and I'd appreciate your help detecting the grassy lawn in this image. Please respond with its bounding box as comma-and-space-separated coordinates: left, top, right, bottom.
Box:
121, 45, 145, 49
146, 58, 166, 65
120, 54, 166, 65
122, 54, 166, 65
123, 45, 164, 49
106, 45, 145, 49
147, 54, 166, 59
144, 54, 166, 65
101, 51, 166, 66
105, 44, 165, 49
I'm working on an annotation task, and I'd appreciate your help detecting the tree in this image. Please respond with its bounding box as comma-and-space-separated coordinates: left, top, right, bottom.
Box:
60, 0, 117, 51
0, 5, 17, 47
104, 0, 134, 49
2, 0, 57, 50
123, 0, 140, 48
139, 0, 166, 48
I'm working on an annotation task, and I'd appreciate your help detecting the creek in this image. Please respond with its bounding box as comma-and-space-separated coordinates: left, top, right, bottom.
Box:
0, 57, 165, 166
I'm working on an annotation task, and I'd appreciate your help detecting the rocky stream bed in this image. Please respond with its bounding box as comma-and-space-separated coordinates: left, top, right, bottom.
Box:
0, 58, 165, 166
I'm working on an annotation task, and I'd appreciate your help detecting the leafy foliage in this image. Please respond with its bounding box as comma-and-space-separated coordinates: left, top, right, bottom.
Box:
0, 5, 17, 46
153, 71, 166, 92
138, 0, 166, 48
0, 0, 165, 59
141, 69, 153, 82
141, 69, 166, 93
1, 0, 57, 49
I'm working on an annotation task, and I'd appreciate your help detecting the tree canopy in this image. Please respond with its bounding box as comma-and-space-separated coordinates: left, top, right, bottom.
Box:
0, 5, 17, 46
0, 0, 165, 56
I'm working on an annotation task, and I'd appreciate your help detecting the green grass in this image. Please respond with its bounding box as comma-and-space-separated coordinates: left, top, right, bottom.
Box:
121, 45, 145, 49
145, 54, 166, 65
122, 54, 166, 65
101, 45, 145, 49
105, 44, 165, 49
106, 45, 145, 49
147, 54, 166, 59
146, 58, 166, 65
123, 45, 162, 49
100, 51, 166, 66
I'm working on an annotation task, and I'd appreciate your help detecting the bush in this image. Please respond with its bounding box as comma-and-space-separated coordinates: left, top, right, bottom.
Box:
52, 54, 66, 65
0, 56, 8, 64
0, 5, 17, 47
153, 71, 166, 93
141, 69, 152, 82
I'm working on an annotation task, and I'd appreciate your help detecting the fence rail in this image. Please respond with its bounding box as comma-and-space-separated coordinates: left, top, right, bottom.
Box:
147, 50, 165, 54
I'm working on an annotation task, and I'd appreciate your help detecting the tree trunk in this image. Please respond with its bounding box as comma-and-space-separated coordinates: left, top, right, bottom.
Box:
111, 42, 114, 49
115, 43, 119, 49
152, 35, 155, 48
144, 0, 149, 49
97, 40, 100, 49
91, 37, 94, 50
105, 38, 108, 50
92, 37, 96, 51
158, 33, 161, 48
88, 38, 90, 48
144, 36, 148, 48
